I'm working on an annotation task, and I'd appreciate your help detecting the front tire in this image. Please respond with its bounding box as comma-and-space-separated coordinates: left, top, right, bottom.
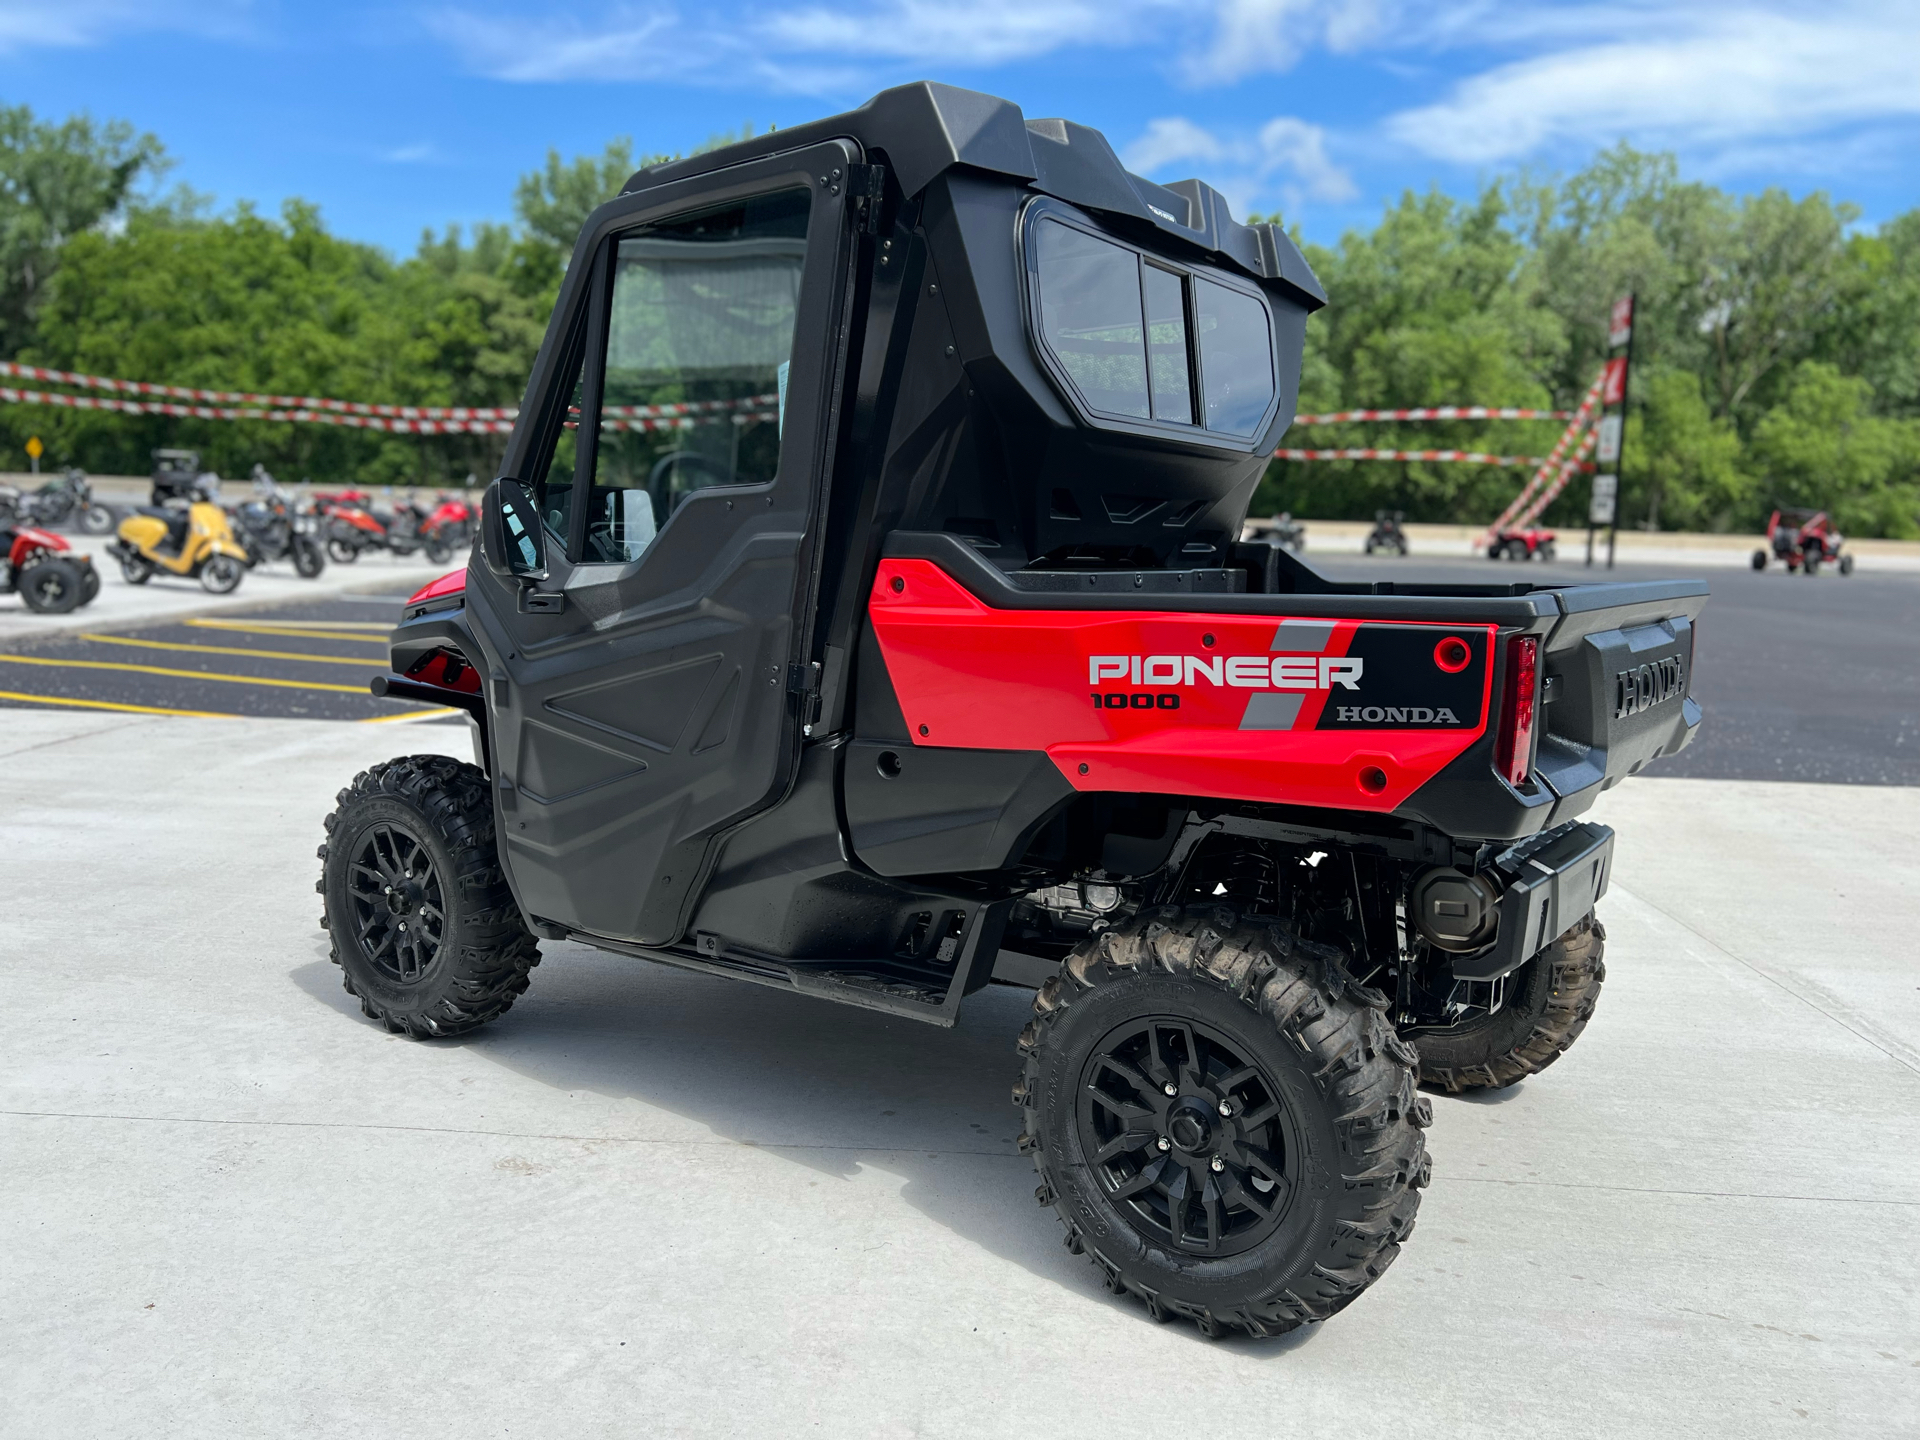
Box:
199, 554, 244, 594
1016, 906, 1431, 1338
1411, 917, 1606, 1092
318, 756, 540, 1037
292, 534, 326, 578
1751, 549, 1768, 570
19, 557, 84, 613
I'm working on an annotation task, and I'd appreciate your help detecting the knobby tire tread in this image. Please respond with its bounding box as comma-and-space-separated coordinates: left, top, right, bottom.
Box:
316, 754, 539, 1038
1413, 918, 1606, 1093
1013, 905, 1431, 1339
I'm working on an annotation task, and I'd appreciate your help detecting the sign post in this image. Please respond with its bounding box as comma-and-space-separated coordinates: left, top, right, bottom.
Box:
25, 434, 42, 476
1588, 295, 1633, 568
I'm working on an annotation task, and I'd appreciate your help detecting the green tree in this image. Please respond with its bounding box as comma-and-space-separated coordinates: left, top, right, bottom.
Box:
1624, 369, 1752, 531
1748, 362, 1919, 536
0, 104, 166, 357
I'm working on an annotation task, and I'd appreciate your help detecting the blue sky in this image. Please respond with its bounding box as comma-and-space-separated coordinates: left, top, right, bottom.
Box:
4, 1, 1916, 256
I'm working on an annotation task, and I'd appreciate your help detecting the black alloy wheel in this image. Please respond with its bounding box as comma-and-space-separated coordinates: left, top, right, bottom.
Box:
1077, 1016, 1297, 1258
345, 821, 447, 985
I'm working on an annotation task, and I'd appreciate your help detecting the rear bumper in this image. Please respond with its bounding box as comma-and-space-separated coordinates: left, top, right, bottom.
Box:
1453, 820, 1614, 981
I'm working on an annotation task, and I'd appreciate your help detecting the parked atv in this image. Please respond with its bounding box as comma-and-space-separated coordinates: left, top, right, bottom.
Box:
1245, 510, 1306, 551
1489, 526, 1556, 561
1753, 507, 1852, 575
232, 466, 325, 578
320, 84, 1706, 1341
1364, 509, 1408, 555
150, 449, 211, 507
109, 499, 249, 593
0, 521, 99, 612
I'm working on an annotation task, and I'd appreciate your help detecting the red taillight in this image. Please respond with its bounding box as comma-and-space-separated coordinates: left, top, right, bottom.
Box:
1495, 635, 1539, 787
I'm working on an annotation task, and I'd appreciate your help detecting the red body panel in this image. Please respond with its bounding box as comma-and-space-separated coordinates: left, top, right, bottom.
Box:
867, 559, 1497, 814
8, 526, 69, 568
407, 568, 468, 606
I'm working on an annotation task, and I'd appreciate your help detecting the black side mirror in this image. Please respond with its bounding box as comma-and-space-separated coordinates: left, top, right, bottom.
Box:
480, 478, 548, 582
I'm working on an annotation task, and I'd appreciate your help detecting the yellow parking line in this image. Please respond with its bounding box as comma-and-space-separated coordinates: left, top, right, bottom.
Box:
190, 618, 392, 631
0, 654, 370, 694
79, 633, 382, 667
0, 688, 239, 719
360, 707, 461, 724
183, 620, 389, 644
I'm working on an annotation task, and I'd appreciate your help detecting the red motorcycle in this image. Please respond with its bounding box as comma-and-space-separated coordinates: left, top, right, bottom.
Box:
2, 521, 99, 613
318, 490, 471, 566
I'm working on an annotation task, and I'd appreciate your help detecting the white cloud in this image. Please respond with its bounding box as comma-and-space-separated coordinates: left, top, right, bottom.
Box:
1384, 4, 1920, 163
383, 141, 440, 164
424, 6, 685, 83
1176, 0, 1397, 85
763, 0, 1173, 67
0, 0, 253, 52
1123, 114, 1355, 218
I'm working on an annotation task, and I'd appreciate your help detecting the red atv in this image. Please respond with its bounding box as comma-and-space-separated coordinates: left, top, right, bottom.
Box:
1, 522, 99, 613
1753, 508, 1852, 575
322, 84, 1706, 1341
1488, 527, 1556, 561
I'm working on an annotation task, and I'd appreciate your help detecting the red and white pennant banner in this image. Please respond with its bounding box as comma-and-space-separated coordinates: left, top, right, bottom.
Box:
1290, 406, 1572, 424
1479, 371, 1608, 537
0, 359, 779, 434
1275, 447, 1550, 467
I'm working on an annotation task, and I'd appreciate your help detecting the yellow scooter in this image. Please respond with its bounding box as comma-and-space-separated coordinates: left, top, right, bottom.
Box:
109, 500, 250, 594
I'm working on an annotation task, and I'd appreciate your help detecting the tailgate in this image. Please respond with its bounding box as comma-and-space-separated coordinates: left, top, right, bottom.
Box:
1534, 579, 1707, 816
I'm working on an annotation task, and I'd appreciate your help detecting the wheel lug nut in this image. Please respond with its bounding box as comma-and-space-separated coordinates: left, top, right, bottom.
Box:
1157, 1137, 1171, 1152
1217, 1101, 1232, 1117
1210, 1157, 1225, 1173
1163, 1084, 1177, 1097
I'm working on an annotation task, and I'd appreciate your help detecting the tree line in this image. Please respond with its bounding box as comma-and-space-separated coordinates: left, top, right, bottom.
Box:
2, 102, 1915, 534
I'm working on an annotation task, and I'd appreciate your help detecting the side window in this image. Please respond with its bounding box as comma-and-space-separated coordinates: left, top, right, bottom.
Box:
1030, 206, 1278, 442
581, 188, 811, 564
1194, 278, 1275, 437
1034, 219, 1149, 419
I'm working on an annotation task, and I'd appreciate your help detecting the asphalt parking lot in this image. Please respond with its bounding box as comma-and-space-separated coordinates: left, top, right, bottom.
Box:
0, 588, 455, 723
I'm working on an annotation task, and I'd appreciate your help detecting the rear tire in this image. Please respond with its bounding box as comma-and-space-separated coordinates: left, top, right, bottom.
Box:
327, 537, 359, 564
318, 755, 540, 1038
119, 553, 152, 585
79, 565, 100, 606
1839, 553, 1854, 576
1016, 906, 1431, 1338
1410, 917, 1606, 1092
1751, 549, 1768, 570
80, 504, 115, 535
425, 536, 454, 565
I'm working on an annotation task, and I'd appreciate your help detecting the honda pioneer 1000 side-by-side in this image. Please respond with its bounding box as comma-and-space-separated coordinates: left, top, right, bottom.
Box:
319, 85, 1706, 1339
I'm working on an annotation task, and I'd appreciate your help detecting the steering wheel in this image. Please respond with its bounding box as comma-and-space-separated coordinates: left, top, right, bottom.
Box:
647, 450, 733, 518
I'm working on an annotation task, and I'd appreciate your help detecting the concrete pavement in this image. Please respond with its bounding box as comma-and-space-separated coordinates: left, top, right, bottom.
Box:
1, 712, 1915, 1438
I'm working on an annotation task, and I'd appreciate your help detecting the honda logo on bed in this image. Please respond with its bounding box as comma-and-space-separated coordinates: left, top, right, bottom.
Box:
1089, 655, 1364, 690
1614, 655, 1685, 718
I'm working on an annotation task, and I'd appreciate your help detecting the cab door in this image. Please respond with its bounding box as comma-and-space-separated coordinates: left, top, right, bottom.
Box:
469, 141, 864, 945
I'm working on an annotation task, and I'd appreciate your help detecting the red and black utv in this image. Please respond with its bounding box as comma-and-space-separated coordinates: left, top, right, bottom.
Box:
320, 84, 1706, 1340
1753, 507, 1852, 575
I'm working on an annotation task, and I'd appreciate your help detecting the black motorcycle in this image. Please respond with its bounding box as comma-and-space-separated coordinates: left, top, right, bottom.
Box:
1364, 509, 1409, 556
0, 469, 116, 534
232, 469, 326, 578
